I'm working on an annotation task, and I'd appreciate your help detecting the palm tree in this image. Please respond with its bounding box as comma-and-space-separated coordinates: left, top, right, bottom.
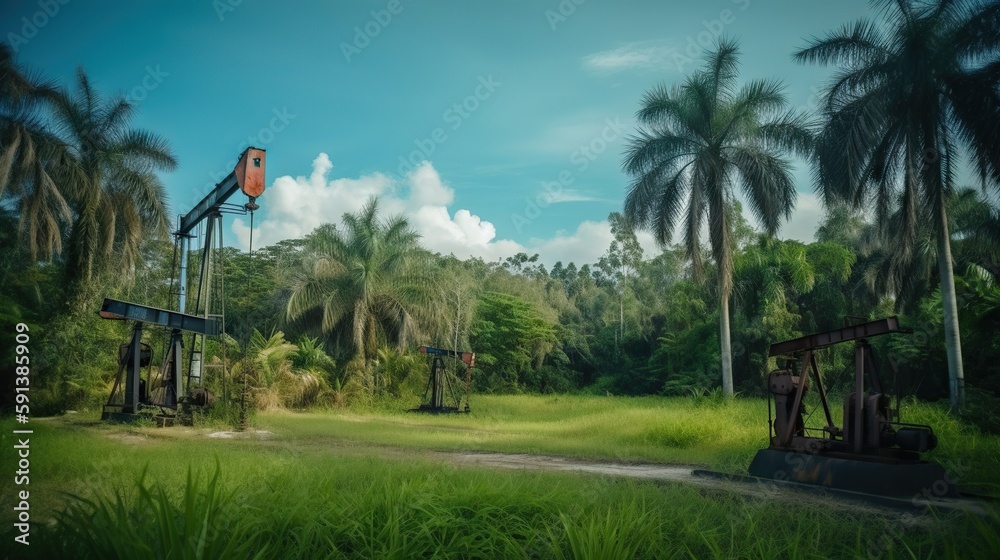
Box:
286, 196, 434, 364
622, 39, 813, 395
852, 188, 1000, 313
49, 69, 177, 294
796, 0, 1000, 412
229, 329, 331, 409
0, 44, 73, 261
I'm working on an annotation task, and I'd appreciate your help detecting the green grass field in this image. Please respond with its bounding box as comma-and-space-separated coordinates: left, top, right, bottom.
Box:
2, 395, 998, 559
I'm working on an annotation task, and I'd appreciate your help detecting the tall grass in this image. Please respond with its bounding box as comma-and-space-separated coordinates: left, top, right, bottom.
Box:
3, 394, 998, 558
259, 393, 1000, 485
35, 464, 260, 559
20, 457, 998, 559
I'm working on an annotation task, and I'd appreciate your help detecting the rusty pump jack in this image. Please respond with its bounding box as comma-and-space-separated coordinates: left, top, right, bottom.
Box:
747, 317, 957, 498
99, 147, 266, 425
414, 345, 474, 413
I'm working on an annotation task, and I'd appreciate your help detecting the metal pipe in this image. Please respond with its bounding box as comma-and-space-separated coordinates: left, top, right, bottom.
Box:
809, 352, 835, 432
854, 342, 865, 453
177, 219, 189, 314
781, 351, 812, 446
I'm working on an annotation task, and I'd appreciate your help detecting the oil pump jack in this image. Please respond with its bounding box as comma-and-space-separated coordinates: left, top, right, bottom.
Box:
748, 317, 958, 498
101, 147, 266, 425
413, 345, 474, 413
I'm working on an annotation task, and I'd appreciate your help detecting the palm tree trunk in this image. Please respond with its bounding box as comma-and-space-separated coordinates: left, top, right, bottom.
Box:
936, 205, 965, 413
619, 294, 624, 347
719, 287, 734, 397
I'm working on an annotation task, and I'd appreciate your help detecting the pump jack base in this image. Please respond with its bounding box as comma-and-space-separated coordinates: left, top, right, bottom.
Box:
410, 405, 470, 414
101, 407, 175, 427
747, 448, 959, 499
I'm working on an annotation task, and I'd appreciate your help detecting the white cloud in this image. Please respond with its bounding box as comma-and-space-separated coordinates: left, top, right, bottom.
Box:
543, 189, 605, 204
232, 154, 527, 262
530, 221, 662, 267
582, 42, 675, 74
232, 153, 667, 270
231, 153, 394, 248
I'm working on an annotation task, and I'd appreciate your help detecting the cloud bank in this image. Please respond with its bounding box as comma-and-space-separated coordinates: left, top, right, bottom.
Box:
232, 153, 625, 266
232, 153, 816, 269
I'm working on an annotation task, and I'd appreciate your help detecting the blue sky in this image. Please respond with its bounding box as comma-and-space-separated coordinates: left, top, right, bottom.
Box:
3, 0, 877, 266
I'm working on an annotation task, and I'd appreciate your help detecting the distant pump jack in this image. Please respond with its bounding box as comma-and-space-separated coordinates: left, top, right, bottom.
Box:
413, 346, 475, 414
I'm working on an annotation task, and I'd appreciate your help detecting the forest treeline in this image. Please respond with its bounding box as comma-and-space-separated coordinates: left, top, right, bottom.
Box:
2, 1, 999, 429
3, 195, 999, 420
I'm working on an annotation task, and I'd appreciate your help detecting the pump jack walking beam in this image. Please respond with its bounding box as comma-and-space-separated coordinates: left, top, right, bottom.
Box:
767, 317, 901, 357
176, 147, 266, 314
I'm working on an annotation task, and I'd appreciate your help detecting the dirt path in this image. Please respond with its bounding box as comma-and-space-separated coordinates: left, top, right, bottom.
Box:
450, 452, 841, 505
454, 453, 702, 482
446, 452, 985, 518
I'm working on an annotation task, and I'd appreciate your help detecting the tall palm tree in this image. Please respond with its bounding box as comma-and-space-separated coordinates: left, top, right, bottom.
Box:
0, 44, 73, 261
50, 69, 177, 294
622, 39, 813, 395
852, 187, 1000, 313
286, 197, 434, 364
796, 0, 1000, 412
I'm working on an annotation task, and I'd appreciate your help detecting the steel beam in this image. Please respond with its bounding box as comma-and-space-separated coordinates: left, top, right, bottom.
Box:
419, 345, 475, 367
768, 317, 900, 357
99, 298, 220, 336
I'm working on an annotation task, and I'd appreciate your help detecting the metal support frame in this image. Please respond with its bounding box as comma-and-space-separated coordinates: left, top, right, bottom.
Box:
100, 299, 220, 421
415, 346, 474, 413
169, 147, 266, 400
853, 342, 865, 453
185, 211, 224, 393
123, 323, 143, 413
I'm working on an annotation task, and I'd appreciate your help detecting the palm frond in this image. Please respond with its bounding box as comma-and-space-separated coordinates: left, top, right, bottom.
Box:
730, 147, 796, 235
794, 19, 889, 67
